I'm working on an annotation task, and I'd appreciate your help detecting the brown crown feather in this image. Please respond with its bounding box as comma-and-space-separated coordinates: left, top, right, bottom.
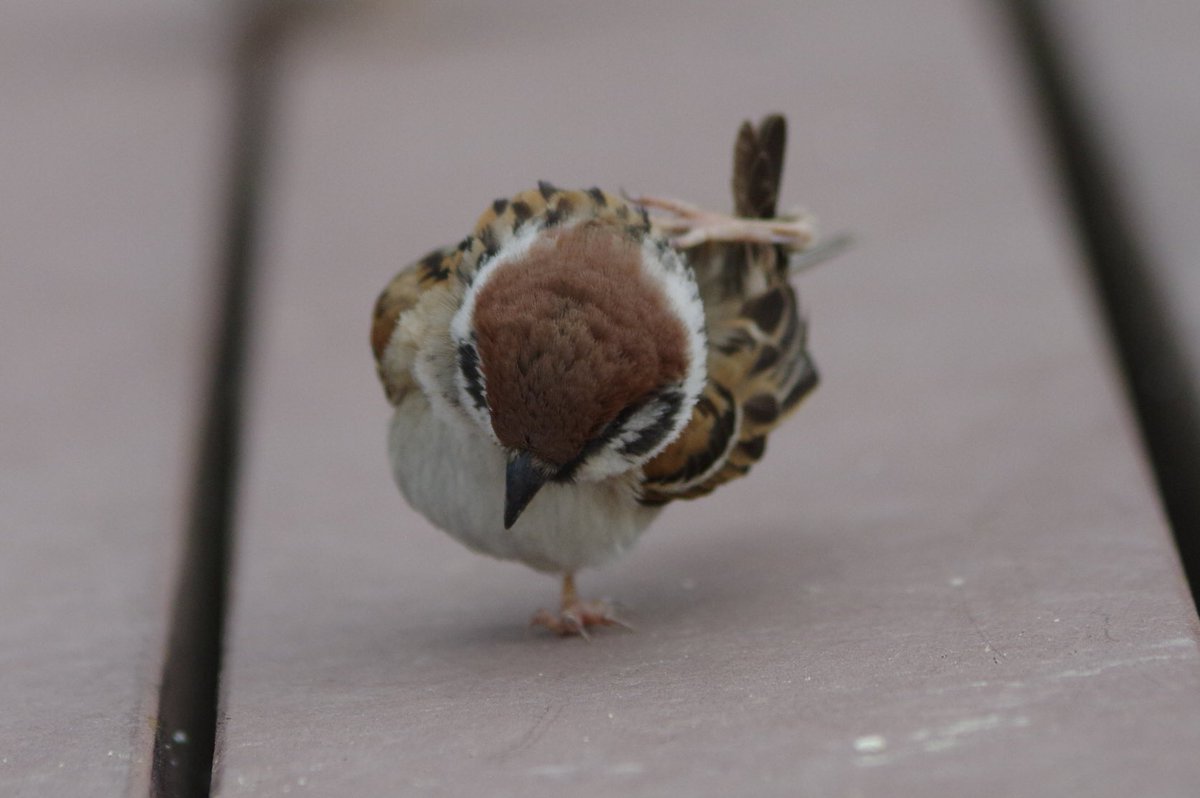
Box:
473, 222, 689, 466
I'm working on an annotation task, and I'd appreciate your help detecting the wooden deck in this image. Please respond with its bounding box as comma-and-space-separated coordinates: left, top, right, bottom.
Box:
3, 2, 1199, 796
0, 2, 233, 795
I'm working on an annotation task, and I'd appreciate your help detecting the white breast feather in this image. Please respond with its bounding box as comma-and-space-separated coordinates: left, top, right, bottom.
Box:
389, 393, 660, 573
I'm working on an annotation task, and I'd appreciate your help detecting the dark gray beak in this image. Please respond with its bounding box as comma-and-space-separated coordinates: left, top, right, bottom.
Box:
505, 451, 547, 529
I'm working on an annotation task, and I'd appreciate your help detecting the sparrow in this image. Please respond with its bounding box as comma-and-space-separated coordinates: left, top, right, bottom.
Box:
372, 114, 837, 636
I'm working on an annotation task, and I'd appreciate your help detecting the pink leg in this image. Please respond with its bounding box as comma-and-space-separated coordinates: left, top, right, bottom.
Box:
530, 573, 632, 639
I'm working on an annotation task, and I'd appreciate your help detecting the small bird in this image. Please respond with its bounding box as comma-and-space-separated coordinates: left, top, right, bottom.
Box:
372, 115, 833, 636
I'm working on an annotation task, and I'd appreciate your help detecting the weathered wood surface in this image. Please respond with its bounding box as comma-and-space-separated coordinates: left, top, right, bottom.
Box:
1048, 1, 1200, 378
0, 4, 230, 795
1042, 0, 1200, 585
6, 1, 1195, 796
212, 2, 1200, 795
207, 3, 1200, 795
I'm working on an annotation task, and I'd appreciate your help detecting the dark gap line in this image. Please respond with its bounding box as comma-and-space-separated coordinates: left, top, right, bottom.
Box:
1004, 0, 1200, 607
149, 7, 287, 797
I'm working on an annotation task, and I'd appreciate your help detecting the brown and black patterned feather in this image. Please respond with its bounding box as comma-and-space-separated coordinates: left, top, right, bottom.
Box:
641, 115, 818, 505
373, 119, 817, 505
463, 183, 647, 287
371, 244, 460, 403
733, 113, 787, 219
372, 184, 647, 403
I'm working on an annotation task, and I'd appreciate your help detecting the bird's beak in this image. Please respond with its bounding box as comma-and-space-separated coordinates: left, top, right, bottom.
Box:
505, 451, 547, 529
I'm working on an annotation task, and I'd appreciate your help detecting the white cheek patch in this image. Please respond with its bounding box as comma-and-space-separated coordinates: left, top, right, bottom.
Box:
638, 237, 707, 410
447, 222, 548, 442
636, 238, 708, 439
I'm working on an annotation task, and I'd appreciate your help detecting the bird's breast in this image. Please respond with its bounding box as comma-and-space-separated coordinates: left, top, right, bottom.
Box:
387, 394, 660, 572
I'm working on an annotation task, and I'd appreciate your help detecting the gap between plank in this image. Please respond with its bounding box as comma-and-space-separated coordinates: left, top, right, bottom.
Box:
149, 8, 286, 797
1004, 0, 1200, 607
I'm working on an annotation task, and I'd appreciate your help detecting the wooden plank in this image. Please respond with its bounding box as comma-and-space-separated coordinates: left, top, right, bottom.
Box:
1045, 1, 1200, 370
0, 5, 231, 796
216, 2, 1200, 795
1041, 0, 1200, 575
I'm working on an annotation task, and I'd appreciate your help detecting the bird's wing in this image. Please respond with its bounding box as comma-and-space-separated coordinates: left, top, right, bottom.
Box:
372, 184, 648, 405
640, 114, 819, 505
371, 244, 462, 404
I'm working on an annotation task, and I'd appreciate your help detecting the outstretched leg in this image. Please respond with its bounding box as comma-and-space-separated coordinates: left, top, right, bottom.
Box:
530, 573, 630, 639
632, 194, 816, 252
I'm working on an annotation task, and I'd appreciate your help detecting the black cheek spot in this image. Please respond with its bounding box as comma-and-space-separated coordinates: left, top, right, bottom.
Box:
619, 391, 685, 458
556, 401, 642, 482
457, 343, 488, 411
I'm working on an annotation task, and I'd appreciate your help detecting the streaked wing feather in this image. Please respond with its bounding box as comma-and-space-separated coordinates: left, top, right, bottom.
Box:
640, 114, 818, 505
372, 184, 646, 404
638, 382, 740, 505
640, 274, 817, 504
371, 245, 460, 403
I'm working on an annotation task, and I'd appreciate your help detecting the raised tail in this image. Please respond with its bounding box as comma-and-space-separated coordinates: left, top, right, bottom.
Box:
732, 114, 788, 220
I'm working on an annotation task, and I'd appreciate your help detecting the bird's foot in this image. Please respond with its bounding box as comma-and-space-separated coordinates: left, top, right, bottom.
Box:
530, 599, 632, 639
632, 194, 816, 252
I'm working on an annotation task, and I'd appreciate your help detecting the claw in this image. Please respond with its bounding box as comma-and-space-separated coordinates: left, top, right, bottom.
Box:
530, 600, 628, 638
530, 574, 633, 638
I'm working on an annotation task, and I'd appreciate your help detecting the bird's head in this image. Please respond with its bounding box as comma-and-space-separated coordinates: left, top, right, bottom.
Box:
449, 220, 707, 528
